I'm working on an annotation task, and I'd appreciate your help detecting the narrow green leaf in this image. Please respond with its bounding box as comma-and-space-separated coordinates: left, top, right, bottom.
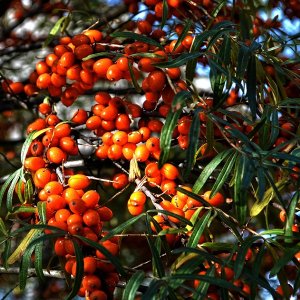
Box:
184, 108, 201, 179
194, 266, 215, 299
101, 213, 145, 242
161, 0, 168, 28
16, 178, 24, 203
234, 154, 253, 224
250, 177, 288, 217
128, 61, 142, 93
24, 178, 34, 203
19, 240, 36, 290
285, 191, 299, 243
154, 52, 203, 68
37, 201, 47, 224
65, 240, 84, 300
234, 236, 262, 279
256, 167, 266, 201
269, 107, 279, 147
159, 104, 182, 167
186, 30, 215, 83
193, 149, 234, 193
236, 44, 251, 78
34, 239, 45, 283
219, 36, 231, 69
250, 244, 266, 299
187, 210, 212, 248
75, 235, 125, 276
0, 170, 19, 208
207, 0, 227, 28
174, 19, 192, 51
270, 246, 300, 277
146, 236, 165, 278
209, 58, 226, 99
142, 279, 164, 300
2, 239, 11, 269
43, 15, 69, 47
149, 209, 192, 226
246, 55, 257, 120
21, 130, 48, 164
211, 151, 237, 196
7, 168, 22, 212
186, 207, 205, 231
110, 31, 163, 49
122, 270, 145, 300
215, 208, 243, 243
0, 218, 7, 236
171, 274, 241, 292
83, 52, 120, 61
200, 242, 238, 252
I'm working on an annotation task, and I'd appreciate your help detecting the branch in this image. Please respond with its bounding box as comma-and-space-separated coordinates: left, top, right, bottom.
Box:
0, 267, 65, 278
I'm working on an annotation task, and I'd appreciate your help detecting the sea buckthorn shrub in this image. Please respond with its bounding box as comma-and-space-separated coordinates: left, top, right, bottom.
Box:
0, 0, 300, 299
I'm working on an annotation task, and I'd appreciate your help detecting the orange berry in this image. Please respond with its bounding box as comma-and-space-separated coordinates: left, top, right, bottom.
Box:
46, 147, 67, 164
112, 173, 129, 189
130, 191, 147, 206
68, 174, 90, 190
134, 144, 150, 162
160, 163, 179, 180
24, 157, 45, 172
202, 191, 225, 207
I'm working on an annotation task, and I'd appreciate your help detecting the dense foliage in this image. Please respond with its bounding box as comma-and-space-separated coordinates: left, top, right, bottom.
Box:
0, 0, 300, 299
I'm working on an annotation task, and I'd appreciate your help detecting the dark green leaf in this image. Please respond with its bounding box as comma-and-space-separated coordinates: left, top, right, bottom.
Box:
19, 239, 36, 290
43, 15, 70, 47
246, 55, 257, 120
2, 239, 11, 269
122, 270, 145, 300
148, 209, 192, 226
193, 149, 234, 194
0, 170, 19, 208
146, 236, 165, 278
159, 101, 183, 167
256, 167, 267, 201
101, 213, 145, 242
200, 242, 238, 252
7, 168, 22, 212
285, 191, 299, 243
270, 246, 300, 277
0, 218, 7, 236
250, 176, 287, 217
37, 201, 47, 224
173, 19, 192, 51
184, 108, 201, 179
161, 0, 168, 28
219, 36, 231, 67
83, 52, 121, 61
187, 210, 212, 248
234, 154, 253, 224
24, 178, 34, 203
110, 31, 163, 49
194, 266, 215, 299
65, 240, 84, 300
128, 61, 142, 93
236, 44, 251, 78
211, 151, 237, 197
215, 208, 243, 243
75, 235, 125, 276
234, 236, 262, 279
170, 273, 241, 292
154, 52, 203, 68
34, 239, 45, 283
142, 279, 164, 300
